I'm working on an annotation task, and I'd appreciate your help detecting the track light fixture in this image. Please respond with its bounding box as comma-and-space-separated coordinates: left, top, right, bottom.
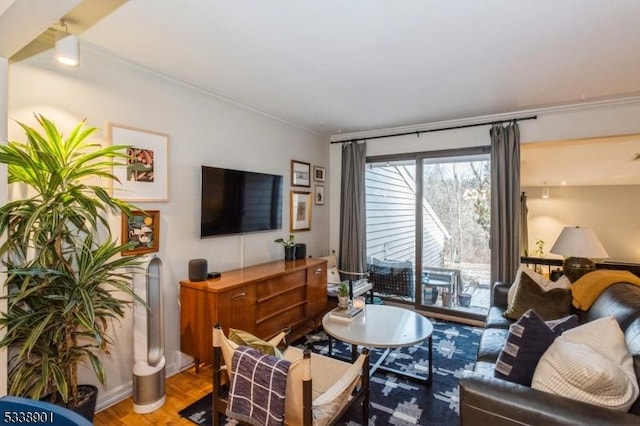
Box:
55, 19, 79, 67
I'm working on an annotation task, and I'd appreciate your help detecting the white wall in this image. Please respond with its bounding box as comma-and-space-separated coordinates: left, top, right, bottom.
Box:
329, 100, 640, 261
523, 185, 640, 262
7, 46, 329, 409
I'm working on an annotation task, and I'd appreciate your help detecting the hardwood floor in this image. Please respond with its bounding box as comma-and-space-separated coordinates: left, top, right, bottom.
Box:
93, 365, 212, 425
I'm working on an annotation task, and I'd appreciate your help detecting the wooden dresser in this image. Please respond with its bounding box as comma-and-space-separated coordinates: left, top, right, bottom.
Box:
179, 258, 327, 368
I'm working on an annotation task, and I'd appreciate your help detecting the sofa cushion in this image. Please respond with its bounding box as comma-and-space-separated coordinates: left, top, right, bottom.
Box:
532, 316, 639, 412
494, 310, 578, 386
485, 306, 512, 329
476, 328, 509, 364
503, 272, 572, 320
473, 361, 497, 377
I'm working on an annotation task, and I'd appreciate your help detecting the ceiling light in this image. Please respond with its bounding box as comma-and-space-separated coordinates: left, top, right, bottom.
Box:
55, 20, 78, 67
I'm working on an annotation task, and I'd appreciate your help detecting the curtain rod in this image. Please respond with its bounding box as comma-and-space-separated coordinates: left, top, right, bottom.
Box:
330, 115, 537, 144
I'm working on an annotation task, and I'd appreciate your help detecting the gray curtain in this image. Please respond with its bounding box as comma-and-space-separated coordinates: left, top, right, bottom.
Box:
490, 122, 520, 288
339, 141, 367, 273
520, 192, 529, 256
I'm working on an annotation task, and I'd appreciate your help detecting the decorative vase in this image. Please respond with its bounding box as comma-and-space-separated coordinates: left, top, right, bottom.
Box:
284, 246, 296, 261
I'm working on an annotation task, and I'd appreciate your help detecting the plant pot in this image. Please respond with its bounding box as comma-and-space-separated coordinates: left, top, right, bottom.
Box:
42, 384, 98, 422
441, 293, 452, 307
337, 295, 350, 308
458, 293, 472, 307
284, 246, 296, 261
423, 286, 439, 304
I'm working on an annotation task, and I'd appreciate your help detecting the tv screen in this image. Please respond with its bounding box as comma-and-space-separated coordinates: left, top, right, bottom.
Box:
200, 166, 283, 237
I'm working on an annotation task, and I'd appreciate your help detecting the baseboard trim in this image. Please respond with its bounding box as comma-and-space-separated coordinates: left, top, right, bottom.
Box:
95, 360, 181, 412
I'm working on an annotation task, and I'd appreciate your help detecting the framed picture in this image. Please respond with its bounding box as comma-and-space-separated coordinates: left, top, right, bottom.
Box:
121, 210, 160, 255
291, 160, 311, 187
314, 185, 325, 205
290, 190, 312, 232
313, 166, 326, 182
108, 123, 169, 202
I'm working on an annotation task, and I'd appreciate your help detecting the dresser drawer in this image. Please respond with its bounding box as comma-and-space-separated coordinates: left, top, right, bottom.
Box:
256, 285, 306, 320
255, 302, 307, 338
256, 270, 307, 300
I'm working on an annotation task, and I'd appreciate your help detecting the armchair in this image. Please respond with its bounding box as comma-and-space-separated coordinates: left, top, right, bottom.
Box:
212, 324, 370, 425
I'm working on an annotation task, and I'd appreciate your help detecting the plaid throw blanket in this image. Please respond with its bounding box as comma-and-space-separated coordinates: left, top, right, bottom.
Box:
226, 346, 291, 426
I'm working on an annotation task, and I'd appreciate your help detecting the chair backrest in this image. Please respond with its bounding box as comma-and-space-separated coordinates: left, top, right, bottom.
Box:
213, 326, 308, 425
0, 395, 92, 426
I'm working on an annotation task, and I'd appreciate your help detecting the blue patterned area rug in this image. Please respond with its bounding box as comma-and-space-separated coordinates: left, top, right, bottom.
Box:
178, 319, 482, 425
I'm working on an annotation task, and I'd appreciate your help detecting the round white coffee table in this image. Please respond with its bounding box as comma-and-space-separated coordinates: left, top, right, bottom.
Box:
322, 304, 433, 386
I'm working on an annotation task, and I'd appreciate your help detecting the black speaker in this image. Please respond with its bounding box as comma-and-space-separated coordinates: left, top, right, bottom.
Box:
188, 258, 208, 281
294, 243, 306, 259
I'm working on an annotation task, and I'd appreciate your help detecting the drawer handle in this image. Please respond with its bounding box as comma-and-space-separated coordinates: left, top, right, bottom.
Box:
232, 292, 246, 299
315, 268, 323, 274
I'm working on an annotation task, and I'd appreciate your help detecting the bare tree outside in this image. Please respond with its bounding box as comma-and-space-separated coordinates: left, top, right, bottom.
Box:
423, 161, 491, 265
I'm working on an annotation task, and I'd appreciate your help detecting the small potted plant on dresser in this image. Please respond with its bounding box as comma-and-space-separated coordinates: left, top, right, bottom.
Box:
274, 235, 296, 260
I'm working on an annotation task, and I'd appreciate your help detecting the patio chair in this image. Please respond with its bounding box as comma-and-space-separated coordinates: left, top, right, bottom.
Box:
212, 324, 370, 426
367, 258, 414, 298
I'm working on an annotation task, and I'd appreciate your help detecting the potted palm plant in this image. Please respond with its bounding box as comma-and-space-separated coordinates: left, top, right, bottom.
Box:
0, 115, 143, 420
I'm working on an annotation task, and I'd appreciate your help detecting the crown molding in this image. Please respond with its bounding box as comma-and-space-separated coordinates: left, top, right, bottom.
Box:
329, 95, 640, 143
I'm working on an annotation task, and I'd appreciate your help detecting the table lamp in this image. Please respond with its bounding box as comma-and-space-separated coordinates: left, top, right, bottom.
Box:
549, 226, 608, 282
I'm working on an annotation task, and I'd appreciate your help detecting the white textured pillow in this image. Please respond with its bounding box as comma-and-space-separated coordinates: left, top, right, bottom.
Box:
327, 266, 341, 284
532, 316, 639, 411
508, 265, 571, 307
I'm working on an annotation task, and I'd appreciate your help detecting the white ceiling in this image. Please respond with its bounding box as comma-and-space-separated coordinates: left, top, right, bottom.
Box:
71, 0, 640, 136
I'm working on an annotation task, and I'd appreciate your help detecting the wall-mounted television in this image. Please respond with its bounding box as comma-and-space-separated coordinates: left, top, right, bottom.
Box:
200, 165, 283, 238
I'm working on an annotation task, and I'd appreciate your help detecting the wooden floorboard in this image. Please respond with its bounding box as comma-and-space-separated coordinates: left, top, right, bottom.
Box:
93, 365, 212, 426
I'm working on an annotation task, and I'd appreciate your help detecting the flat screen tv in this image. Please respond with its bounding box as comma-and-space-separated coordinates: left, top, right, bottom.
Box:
200, 165, 283, 237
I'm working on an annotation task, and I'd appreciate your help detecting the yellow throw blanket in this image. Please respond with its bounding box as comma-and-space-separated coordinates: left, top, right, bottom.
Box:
571, 269, 640, 310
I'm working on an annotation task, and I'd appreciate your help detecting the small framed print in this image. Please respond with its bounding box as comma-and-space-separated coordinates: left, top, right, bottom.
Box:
291, 160, 311, 187
313, 166, 326, 182
314, 185, 325, 205
121, 210, 160, 255
108, 123, 169, 202
290, 190, 312, 232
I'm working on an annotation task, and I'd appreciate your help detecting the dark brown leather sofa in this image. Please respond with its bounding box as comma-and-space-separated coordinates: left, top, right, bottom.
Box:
459, 282, 640, 425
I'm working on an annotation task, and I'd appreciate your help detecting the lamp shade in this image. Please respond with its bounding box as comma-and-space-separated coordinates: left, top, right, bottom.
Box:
55, 34, 79, 66
549, 226, 608, 259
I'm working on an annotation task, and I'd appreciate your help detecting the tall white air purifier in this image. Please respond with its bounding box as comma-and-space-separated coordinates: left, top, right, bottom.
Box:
133, 255, 166, 414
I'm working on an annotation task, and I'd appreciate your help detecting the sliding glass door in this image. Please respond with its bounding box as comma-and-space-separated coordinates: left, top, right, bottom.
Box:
365, 148, 491, 320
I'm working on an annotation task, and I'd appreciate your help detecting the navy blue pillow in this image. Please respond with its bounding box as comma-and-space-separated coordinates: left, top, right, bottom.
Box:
494, 309, 578, 386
